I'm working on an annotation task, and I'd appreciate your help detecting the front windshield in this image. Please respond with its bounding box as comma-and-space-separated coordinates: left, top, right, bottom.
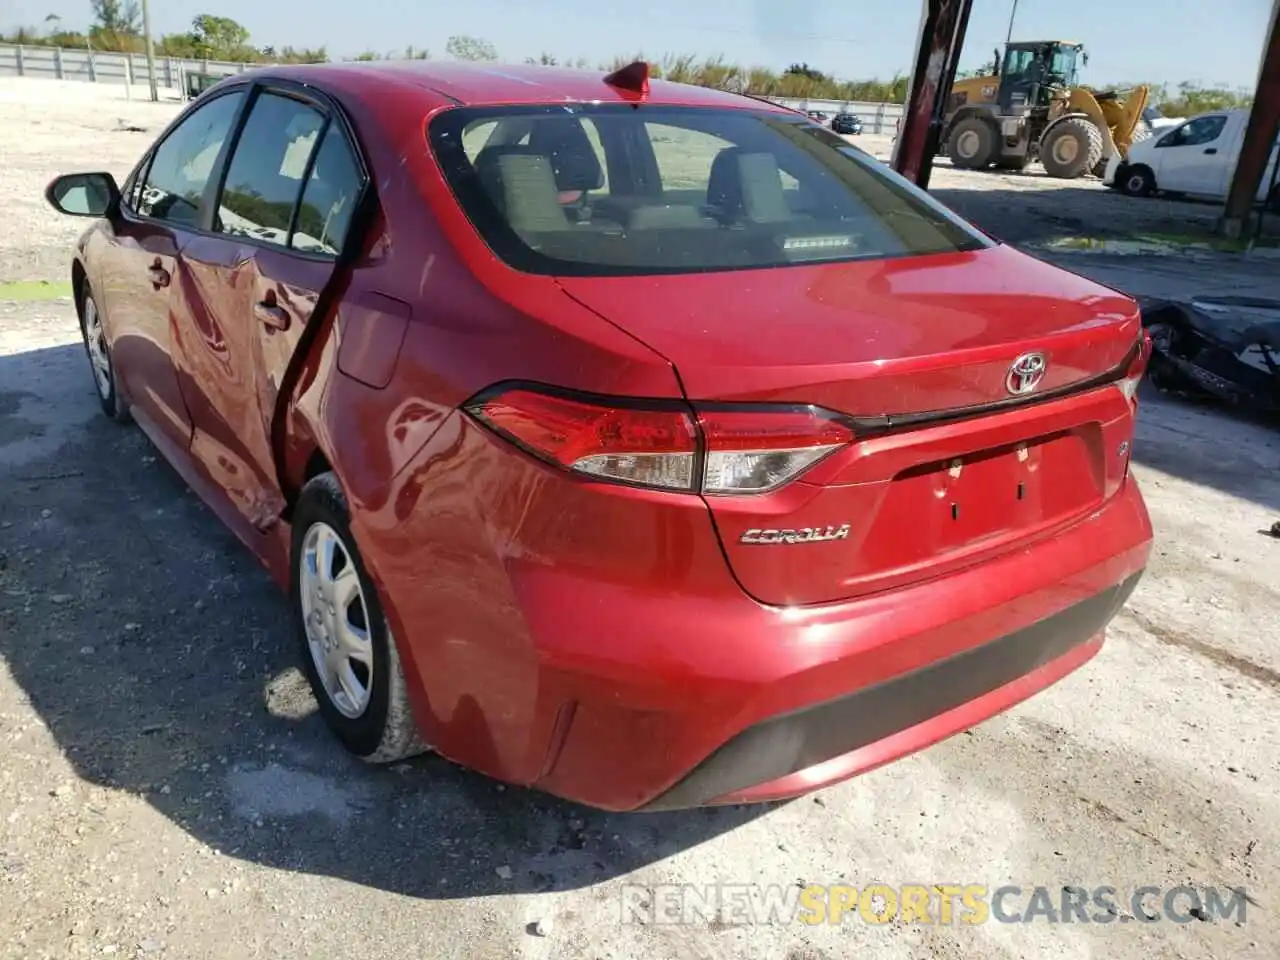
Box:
428, 104, 990, 277
1049, 47, 1079, 84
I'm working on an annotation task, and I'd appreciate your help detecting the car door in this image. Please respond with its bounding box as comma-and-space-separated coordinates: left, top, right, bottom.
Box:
170, 83, 367, 535
93, 88, 248, 455
1152, 114, 1230, 195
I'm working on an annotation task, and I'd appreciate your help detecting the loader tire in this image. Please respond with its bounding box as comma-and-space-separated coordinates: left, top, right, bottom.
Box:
947, 117, 997, 170
1040, 117, 1103, 179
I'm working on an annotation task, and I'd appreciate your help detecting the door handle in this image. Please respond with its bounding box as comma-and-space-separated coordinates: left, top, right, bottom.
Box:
1204, 147, 1218, 154
254, 300, 290, 331
147, 263, 170, 288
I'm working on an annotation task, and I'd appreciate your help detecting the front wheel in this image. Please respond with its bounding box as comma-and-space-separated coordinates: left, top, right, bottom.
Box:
1119, 165, 1157, 197
78, 285, 130, 423
290, 472, 426, 763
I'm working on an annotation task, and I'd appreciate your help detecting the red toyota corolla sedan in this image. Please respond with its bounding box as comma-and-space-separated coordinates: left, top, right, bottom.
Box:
45, 60, 1153, 811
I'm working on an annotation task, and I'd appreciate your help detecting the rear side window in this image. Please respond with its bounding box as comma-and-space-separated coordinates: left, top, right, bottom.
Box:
215, 92, 326, 247
428, 104, 989, 277
209, 90, 364, 255
292, 125, 363, 255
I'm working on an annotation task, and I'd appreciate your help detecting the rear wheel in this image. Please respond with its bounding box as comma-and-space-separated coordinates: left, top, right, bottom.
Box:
947, 117, 997, 170
291, 472, 426, 764
1040, 117, 1103, 179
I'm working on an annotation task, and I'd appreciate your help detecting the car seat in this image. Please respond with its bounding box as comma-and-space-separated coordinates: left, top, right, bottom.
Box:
473, 144, 571, 235
527, 118, 605, 220
706, 147, 792, 224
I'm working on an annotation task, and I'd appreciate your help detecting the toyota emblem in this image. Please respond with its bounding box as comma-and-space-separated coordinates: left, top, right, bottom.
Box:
1005, 352, 1048, 395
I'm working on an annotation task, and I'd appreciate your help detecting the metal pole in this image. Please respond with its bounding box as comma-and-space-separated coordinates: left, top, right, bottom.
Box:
1005, 0, 1019, 45
141, 0, 158, 102
891, 0, 977, 188
1221, 0, 1280, 237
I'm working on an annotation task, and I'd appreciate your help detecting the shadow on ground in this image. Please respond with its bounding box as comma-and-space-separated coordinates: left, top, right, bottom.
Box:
0, 341, 774, 902
1131, 381, 1280, 515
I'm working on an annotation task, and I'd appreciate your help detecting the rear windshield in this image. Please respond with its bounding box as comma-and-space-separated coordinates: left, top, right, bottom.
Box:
427, 104, 991, 277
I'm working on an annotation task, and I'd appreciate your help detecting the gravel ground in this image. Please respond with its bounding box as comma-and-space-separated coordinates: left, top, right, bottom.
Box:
2, 77, 1280, 960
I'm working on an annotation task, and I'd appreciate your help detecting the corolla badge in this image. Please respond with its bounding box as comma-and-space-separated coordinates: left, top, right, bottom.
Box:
1005, 351, 1048, 395
740, 524, 851, 545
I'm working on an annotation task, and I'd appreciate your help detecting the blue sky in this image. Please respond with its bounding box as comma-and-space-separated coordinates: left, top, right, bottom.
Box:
4, 0, 1272, 88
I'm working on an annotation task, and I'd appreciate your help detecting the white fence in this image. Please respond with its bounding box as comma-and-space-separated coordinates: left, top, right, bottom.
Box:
0, 42, 252, 96
0, 41, 905, 133
770, 97, 904, 134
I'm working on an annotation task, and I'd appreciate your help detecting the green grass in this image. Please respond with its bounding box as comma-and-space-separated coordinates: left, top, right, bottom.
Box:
0, 280, 74, 302
1130, 230, 1280, 253
1037, 231, 1280, 257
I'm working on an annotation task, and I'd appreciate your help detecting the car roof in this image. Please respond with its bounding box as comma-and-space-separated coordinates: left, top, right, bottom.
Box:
247, 59, 790, 112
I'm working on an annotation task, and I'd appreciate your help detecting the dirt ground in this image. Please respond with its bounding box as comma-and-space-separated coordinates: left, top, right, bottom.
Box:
2, 78, 1279, 960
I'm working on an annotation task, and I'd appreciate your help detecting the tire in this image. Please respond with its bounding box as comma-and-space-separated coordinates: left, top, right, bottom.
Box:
290, 472, 426, 764
947, 117, 997, 170
78, 284, 131, 423
1118, 164, 1157, 197
1040, 117, 1103, 179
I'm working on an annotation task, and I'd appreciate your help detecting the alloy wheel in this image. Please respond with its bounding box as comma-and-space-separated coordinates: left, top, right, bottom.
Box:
299, 521, 375, 719
82, 297, 112, 400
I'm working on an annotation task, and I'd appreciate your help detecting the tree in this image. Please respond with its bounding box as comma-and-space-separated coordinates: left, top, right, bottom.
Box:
445, 35, 497, 61
190, 14, 251, 60
89, 0, 141, 51
784, 63, 827, 83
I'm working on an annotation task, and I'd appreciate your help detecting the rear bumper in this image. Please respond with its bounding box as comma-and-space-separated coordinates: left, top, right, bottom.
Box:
525, 479, 1150, 811
641, 570, 1140, 810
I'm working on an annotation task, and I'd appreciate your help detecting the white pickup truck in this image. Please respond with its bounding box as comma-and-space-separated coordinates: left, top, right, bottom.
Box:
1104, 107, 1280, 210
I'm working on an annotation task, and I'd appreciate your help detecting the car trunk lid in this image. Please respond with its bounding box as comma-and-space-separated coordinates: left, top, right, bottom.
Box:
556, 244, 1145, 606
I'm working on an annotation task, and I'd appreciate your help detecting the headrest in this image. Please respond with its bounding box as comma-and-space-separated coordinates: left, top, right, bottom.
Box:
472, 145, 568, 233
528, 119, 606, 192
706, 147, 792, 223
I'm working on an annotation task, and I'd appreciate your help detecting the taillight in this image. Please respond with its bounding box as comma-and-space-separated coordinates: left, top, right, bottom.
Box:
696, 407, 852, 494
465, 387, 697, 490
464, 385, 853, 495
1117, 330, 1152, 404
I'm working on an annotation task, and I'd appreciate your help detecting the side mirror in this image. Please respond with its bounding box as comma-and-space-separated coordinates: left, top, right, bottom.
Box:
45, 172, 121, 218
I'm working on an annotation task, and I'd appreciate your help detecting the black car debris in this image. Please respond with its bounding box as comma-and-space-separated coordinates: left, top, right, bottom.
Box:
1141, 296, 1280, 417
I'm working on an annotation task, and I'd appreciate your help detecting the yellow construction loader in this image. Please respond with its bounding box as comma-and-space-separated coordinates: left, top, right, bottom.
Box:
941, 40, 1150, 179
